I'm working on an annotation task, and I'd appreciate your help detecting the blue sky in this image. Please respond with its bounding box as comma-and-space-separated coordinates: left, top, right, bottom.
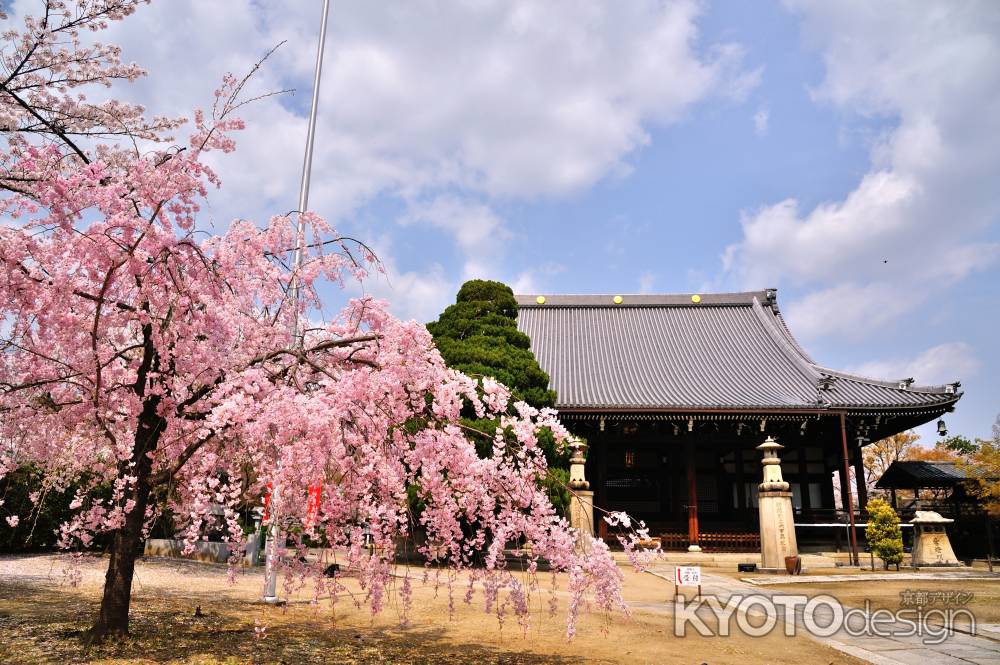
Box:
11, 0, 996, 441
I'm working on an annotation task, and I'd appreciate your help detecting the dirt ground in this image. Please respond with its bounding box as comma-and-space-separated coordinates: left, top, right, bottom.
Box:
0, 553, 867, 665
769, 576, 1000, 626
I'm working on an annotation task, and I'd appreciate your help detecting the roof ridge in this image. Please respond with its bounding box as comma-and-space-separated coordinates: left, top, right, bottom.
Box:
770, 311, 816, 364
748, 296, 823, 388
814, 367, 958, 395
515, 290, 773, 308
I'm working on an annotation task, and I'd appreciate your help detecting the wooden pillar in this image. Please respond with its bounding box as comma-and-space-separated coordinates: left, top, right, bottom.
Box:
837, 465, 850, 511
596, 433, 607, 541
839, 413, 859, 565
716, 445, 727, 524
852, 439, 868, 513
890, 488, 898, 510
822, 454, 836, 509
686, 440, 700, 550
735, 447, 746, 515
797, 445, 811, 511
672, 451, 682, 520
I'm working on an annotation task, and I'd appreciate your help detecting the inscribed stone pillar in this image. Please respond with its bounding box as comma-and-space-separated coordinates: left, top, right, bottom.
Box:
911, 511, 962, 567
757, 437, 799, 572
567, 440, 595, 547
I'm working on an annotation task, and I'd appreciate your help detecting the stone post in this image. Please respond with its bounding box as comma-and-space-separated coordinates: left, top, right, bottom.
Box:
757, 437, 799, 572
911, 511, 962, 567
567, 440, 595, 546
244, 531, 262, 566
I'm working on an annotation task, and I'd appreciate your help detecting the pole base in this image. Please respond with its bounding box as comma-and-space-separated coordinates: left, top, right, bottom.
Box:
687, 545, 703, 553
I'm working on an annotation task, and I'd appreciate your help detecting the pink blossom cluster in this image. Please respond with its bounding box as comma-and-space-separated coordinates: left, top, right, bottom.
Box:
0, 0, 659, 639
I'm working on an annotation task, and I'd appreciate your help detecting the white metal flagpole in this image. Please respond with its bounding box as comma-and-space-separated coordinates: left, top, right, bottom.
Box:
262, 0, 332, 604
290, 0, 332, 344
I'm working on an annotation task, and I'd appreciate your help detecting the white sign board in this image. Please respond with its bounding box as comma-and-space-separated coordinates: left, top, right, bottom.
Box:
675, 565, 701, 586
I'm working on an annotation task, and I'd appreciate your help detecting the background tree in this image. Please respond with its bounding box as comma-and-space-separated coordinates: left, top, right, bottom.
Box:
865, 498, 903, 570
0, 2, 634, 643
942, 435, 979, 455
427, 280, 570, 513
905, 442, 962, 462
962, 414, 1000, 516
863, 431, 921, 497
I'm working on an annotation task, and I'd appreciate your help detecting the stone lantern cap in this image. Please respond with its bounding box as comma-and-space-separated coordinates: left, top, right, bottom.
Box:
757, 437, 784, 466
911, 510, 954, 525
568, 438, 588, 465
756, 436, 784, 453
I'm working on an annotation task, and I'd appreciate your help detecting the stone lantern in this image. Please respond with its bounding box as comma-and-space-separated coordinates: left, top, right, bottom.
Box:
567, 439, 595, 541
910, 511, 962, 567
757, 437, 799, 572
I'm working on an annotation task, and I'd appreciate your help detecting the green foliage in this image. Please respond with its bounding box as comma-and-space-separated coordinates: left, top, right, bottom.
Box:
962, 421, 1000, 517
461, 417, 569, 472
428, 280, 570, 514
427, 279, 555, 409
866, 498, 904, 569
0, 465, 110, 552
942, 435, 978, 455
456, 279, 518, 316
542, 468, 571, 518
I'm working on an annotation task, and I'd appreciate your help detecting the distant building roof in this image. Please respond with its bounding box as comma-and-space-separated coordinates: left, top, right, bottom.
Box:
875, 461, 968, 489
514, 290, 962, 413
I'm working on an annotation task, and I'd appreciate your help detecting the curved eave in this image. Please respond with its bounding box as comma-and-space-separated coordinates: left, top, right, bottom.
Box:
754, 299, 961, 405
813, 366, 959, 395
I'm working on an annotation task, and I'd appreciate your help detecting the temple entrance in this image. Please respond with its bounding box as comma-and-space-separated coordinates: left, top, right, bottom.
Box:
583, 415, 864, 554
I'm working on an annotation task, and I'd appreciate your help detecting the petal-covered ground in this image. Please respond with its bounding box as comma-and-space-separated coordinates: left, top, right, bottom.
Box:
0, 553, 867, 664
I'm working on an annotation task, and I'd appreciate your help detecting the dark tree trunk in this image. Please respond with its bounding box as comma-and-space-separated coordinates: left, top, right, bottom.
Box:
89, 501, 146, 641
87, 397, 163, 643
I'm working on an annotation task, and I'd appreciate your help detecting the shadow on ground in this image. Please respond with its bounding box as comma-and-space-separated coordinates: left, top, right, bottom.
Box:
0, 580, 590, 664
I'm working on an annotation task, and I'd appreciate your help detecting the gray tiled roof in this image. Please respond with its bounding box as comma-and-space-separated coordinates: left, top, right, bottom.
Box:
875, 461, 967, 488
515, 290, 962, 411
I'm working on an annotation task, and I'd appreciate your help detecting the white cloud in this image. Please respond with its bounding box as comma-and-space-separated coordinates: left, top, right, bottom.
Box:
346, 236, 456, 323
511, 271, 538, 295
398, 197, 509, 281
722, 170, 918, 286
638, 272, 656, 293
7, 1, 756, 316
374, 264, 454, 323
724, 1, 1000, 338
307, 0, 757, 200
847, 342, 979, 386
510, 263, 566, 296
783, 281, 921, 341
753, 107, 769, 136
40, 0, 757, 314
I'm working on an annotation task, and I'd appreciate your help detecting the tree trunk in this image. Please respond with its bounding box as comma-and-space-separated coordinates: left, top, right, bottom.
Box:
88, 503, 146, 641
87, 398, 163, 643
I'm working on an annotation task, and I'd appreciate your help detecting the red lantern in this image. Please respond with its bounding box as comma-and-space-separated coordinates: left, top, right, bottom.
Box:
262, 482, 273, 523
305, 483, 322, 528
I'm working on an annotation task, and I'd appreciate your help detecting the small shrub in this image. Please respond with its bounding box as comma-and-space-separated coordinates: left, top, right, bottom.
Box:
866, 498, 904, 570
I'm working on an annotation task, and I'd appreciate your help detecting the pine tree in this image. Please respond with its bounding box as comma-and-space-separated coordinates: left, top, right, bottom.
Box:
427, 280, 556, 409
427, 280, 569, 514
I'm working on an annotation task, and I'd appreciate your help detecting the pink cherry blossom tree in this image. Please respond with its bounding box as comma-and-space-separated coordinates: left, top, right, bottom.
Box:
0, 1, 646, 643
